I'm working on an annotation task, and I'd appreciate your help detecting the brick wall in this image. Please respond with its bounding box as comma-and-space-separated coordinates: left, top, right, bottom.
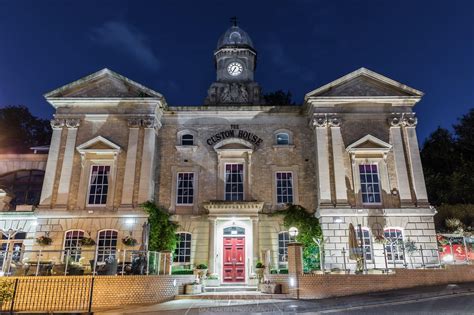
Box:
268, 265, 474, 299
0, 275, 194, 312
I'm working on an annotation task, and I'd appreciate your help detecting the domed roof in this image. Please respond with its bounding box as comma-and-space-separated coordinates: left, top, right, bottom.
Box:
216, 25, 254, 50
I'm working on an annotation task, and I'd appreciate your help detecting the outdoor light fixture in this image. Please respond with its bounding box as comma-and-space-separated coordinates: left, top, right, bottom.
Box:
289, 227, 299, 238
442, 254, 453, 263
289, 277, 295, 287
333, 217, 343, 223
30, 221, 38, 226
125, 218, 135, 225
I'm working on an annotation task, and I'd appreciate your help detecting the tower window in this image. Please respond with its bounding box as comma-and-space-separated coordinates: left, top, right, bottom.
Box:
181, 134, 194, 146
276, 133, 290, 145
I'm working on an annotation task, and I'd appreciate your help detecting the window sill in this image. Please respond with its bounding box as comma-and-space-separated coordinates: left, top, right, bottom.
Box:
273, 145, 295, 151
175, 145, 198, 153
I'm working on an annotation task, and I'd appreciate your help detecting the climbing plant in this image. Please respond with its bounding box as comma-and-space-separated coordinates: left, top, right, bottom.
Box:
274, 204, 322, 272
142, 201, 179, 252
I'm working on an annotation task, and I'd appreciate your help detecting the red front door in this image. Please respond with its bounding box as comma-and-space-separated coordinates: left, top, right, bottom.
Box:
223, 237, 245, 282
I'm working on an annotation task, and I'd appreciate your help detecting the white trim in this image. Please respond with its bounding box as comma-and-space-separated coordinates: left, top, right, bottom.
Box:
175, 172, 195, 206
346, 134, 392, 154
86, 165, 111, 207
76, 136, 121, 154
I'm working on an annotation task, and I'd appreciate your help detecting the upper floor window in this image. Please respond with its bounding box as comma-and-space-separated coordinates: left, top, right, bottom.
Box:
176, 172, 194, 205
278, 231, 290, 265
87, 165, 110, 206
64, 230, 84, 262
356, 227, 373, 261
181, 134, 194, 146
276, 172, 293, 204
174, 232, 191, 263
384, 228, 404, 262
276, 133, 290, 145
225, 163, 244, 201
359, 164, 381, 204
97, 229, 117, 262
0, 170, 45, 208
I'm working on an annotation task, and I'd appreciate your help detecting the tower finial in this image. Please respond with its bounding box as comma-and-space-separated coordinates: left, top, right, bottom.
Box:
230, 16, 238, 27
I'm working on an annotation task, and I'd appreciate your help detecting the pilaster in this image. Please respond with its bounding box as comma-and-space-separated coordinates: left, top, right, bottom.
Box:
39, 119, 64, 206
252, 218, 259, 267
312, 114, 331, 206
329, 115, 348, 205
138, 116, 159, 203
56, 118, 80, 207
121, 118, 140, 207
208, 218, 216, 274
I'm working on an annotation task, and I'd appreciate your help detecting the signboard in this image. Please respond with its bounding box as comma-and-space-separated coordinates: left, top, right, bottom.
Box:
206, 129, 263, 147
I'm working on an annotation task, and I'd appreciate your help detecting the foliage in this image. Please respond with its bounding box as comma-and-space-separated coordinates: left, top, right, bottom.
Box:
0, 280, 14, 305
263, 90, 295, 106
274, 204, 322, 272
171, 269, 194, 275
195, 263, 207, 269
0, 105, 52, 153
207, 273, 219, 279
433, 204, 474, 234
255, 261, 265, 268
122, 236, 138, 247
80, 237, 96, 246
404, 239, 417, 253
142, 201, 178, 252
278, 268, 288, 274
36, 235, 52, 246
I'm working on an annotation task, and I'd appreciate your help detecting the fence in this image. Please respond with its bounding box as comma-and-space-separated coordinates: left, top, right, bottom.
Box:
0, 249, 172, 277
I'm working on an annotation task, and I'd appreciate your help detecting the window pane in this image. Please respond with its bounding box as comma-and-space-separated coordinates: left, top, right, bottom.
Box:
225, 164, 244, 201
359, 163, 381, 204
276, 172, 294, 205
97, 230, 117, 262
174, 233, 191, 263
176, 172, 194, 205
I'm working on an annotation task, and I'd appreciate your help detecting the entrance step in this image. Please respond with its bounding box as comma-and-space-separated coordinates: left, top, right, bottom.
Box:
175, 291, 291, 300
204, 286, 257, 292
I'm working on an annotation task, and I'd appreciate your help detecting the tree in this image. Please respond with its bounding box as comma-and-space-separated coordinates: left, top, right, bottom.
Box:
0, 106, 51, 153
263, 90, 295, 106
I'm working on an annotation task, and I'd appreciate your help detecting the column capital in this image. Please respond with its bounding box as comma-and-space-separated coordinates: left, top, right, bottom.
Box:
328, 114, 341, 127
127, 117, 141, 128
50, 118, 64, 130
142, 116, 156, 128
65, 118, 81, 129
389, 113, 417, 127
311, 114, 327, 128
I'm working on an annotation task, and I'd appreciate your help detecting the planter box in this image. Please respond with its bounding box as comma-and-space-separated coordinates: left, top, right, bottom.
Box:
258, 283, 282, 294
203, 279, 220, 287
185, 284, 203, 294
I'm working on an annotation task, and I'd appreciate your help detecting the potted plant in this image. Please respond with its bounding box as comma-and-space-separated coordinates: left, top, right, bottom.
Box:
36, 233, 53, 246
194, 263, 208, 281
203, 273, 219, 287
255, 261, 265, 283
404, 239, 418, 268
122, 235, 138, 247
66, 258, 85, 275
80, 234, 96, 247
185, 281, 203, 294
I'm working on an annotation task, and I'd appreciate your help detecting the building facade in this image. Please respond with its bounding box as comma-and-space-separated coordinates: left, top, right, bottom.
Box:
0, 23, 438, 281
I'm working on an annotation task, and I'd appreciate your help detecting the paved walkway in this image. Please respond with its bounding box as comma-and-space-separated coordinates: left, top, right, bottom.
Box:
96, 282, 474, 314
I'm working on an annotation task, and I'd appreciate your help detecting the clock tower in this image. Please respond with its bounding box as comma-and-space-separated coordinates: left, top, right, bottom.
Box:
205, 19, 263, 105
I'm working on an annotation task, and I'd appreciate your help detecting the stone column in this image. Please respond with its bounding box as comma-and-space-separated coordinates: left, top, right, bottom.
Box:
329, 116, 348, 205
56, 118, 80, 207
252, 218, 259, 268
121, 118, 140, 207
39, 119, 64, 206
208, 218, 216, 274
287, 242, 303, 299
389, 115, 412, 205
403, 114, 429, 204
138, 116, 158, 203
312, 115, 331, 205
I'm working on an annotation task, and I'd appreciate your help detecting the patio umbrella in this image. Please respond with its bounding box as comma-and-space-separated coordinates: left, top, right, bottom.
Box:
348, 223, 361, 260
140, 222, 150, 251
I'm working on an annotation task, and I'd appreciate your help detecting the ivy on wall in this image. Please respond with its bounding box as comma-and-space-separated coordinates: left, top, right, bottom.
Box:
142, 201, 179, 252
274, 204, 322, 272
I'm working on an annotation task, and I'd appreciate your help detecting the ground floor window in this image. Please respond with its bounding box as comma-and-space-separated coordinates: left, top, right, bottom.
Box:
174, 232, 191, 264
356, 227, 373, 261
97, 230, 117, 262
278, 231, 290, 266
384, 228, 404, 262
64, 230, 84, 262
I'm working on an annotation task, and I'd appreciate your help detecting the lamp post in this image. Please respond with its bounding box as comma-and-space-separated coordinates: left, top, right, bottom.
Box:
289, 227, 299, 242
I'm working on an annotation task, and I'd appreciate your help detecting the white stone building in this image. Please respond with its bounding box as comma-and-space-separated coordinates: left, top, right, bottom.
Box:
0, 23, 438, 281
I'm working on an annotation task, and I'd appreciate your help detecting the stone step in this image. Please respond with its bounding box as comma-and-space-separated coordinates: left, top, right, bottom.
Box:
175, 291, 291, 300
204, 286, 257, 292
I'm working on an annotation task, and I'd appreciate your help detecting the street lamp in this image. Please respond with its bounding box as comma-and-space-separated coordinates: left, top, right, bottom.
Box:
289, 227, 299, 242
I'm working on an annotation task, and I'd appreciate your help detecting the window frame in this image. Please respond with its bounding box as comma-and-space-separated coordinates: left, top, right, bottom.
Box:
359, 163, 382, 205
276, 133, 290, 145
63, 230, 85, 262
224, 163, 245, 201
278, 231, 290, 266
86, 165, 111, 207
384, 228, 404, 263
275, 171, 294, 204
181, 134, 194, 146
176, 172, 195, 206
96, 229, 118, 262
174, 232, 192, 264
355, 227, 373, 262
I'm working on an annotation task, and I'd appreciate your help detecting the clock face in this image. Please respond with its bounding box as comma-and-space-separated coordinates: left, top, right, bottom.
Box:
227, 62, 243, 76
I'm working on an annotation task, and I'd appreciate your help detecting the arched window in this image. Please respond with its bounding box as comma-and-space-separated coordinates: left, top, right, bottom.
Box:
64, 230, 85, 262
223, 226, 245, 235
276, 133, 289, 145
181, 134, 194, 146
384, 228, 404, 262
97, 230, 118, 262
174, 232, 191, 263
278, 231, 290, 265
356, 227, 373, 261
0, 170, 45, 208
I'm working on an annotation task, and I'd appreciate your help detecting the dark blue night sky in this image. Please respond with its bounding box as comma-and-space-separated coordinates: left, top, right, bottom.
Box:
1, 0, 473, 141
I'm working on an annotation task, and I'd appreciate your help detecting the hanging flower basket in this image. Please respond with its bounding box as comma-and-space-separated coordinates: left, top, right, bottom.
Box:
122, 236, 138, 247
36, 236, 52, 246
80, 237, 96, 247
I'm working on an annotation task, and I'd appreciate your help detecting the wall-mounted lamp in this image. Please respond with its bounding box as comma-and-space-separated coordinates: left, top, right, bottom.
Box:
289, 227, 299, 239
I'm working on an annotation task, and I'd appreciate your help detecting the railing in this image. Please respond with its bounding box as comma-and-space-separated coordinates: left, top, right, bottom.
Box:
0, 249, 172, 277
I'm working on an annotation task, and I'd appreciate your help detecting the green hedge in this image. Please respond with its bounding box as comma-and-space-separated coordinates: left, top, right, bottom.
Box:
171, 269, 194, 275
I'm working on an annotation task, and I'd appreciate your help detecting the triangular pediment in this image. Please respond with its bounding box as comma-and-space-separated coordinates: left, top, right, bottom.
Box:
346, 135, 392, 153
45, 68, 163, 98
306, 68, 423, 98
76, 136, 121, 154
